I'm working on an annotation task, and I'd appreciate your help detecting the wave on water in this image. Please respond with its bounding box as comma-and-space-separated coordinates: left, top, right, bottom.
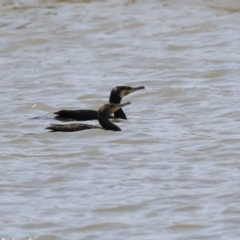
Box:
204, 0, 240, 11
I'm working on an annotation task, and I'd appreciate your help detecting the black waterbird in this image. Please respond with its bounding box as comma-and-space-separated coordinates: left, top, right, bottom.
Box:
47, 102, 131, 132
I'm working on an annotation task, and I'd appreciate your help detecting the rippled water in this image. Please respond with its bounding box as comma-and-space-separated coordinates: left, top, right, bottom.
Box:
1, 0, 240, 239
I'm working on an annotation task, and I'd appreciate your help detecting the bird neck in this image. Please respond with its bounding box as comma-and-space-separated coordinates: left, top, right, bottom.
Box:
109, 94, 127, 119
98, 115, 121, 131
114, 108, 127, 119
109, 93, 121, 104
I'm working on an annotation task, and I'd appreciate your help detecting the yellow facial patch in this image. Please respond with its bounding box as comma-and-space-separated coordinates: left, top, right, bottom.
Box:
111, 107, 119, 113
125, 89, 130, 95
120, 89, 130, 98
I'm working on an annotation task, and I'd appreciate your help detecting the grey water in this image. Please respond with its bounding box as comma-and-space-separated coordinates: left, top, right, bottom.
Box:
1, 0, 240, 239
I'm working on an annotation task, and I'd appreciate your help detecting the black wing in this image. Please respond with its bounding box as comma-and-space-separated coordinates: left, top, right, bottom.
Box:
54, 109, 98, 121
54, 109, 114, 122
46, 123, 102, 132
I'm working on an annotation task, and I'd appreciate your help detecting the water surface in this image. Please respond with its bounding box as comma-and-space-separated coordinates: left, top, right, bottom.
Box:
1, 0, 240, 239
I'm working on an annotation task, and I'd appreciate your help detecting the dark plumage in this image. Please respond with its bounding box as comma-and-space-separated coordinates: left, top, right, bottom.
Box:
47, 102, 131, 132
54, 86, 144, 121
54, 110, 100, 122
46, 123, 101, 132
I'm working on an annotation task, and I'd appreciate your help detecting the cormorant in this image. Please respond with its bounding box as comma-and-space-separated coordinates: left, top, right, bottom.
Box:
54, 86, 144, 121
47, 102, 131, 132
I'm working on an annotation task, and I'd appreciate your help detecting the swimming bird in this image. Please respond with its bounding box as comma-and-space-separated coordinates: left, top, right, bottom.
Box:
47, 102, 131, 132
54, 86, 144, 121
